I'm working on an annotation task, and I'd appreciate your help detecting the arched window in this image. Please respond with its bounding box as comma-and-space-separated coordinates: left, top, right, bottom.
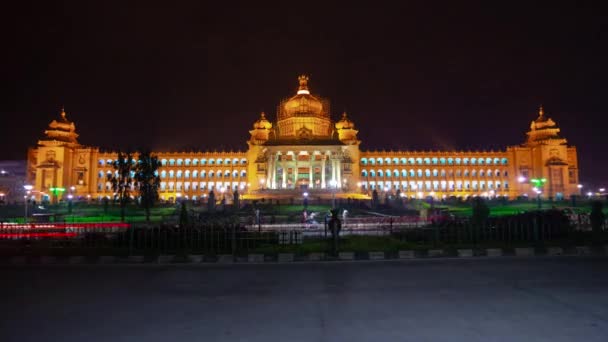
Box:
217, 159, 223, 165
160, 170, 167, 178
503, 170, 508, 177
400, 158, 407, 165
233, 158, 239, 165
454, 158, 460, 165
192, 170, 198, 178
456, 170, 462, 177
169, 159, 175, 166
169, 170, 175, 178
440, 158, 446, 165
362, 170, 368, 177
185, 159, 191, 166
369, 158, 375, 165
161, 159, 167, 166
217, 172, 222, 179
408, 158, 415, 165
378, 170, 384, 177
401, 169, 408, 177
463, 158, 469, 165
446, 158, 452, 165
241, 158, 247, 165
392, 158, 399, 165
209, 159, 215, 165
232, 171, 238, 178
416, 158, 423, 165
225, 158, 231, 165
241, 170, 246, 177
501, 158, 508, 165
487, 169, 493, 177
385, 157, 391, 165
409, 169, 415, 177
486, 158, 492, 165
185, 170, 190, 179
98, 160, 105, 166
200, 171, 206, 179
417, 169, 423, 178
208, 171, 214, 178
192, 159, 198, 166
471, 158, 477, 165
98, 171, 104, 178
107, 159, 113, 165
440, 169, 446, 177
424, 158, 431, 165
393, 169, 399, 177
425, 169, 431, 177
176, 170, 182, 178
478, 158, 485, 165
385, 169, 391, 178
493, 158, 500, 165
370, 170, 376, 177
432, 169, 438, 177
377, 158, 383, 165
200, 159, 207, 165
479, 170, 484, 177
361, 158, 368, 165
464, 170, 469, 177
432, 157, 438, 165
472, 170, 477, 177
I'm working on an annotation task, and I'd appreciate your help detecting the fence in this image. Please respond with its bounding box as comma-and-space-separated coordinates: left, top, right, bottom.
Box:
0, 218, 605, 256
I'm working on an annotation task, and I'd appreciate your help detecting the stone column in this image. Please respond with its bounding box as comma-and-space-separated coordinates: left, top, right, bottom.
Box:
321, 155, 326, 189
271, 153, 277, 189
281, 153, 286, 189
331, 159, 336, 187
266, 152, 272, 189
336, 158, 341, 189
294, 153, 299, 188
309, 153, 313, 188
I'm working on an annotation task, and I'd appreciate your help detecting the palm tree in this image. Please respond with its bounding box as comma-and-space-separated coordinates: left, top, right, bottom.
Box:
134, 151, 161, 222
107, 152, 135, 222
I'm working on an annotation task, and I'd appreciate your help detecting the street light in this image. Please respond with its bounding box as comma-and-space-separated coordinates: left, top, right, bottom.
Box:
518, 176, 527, 183
23, 184, 33, 223
530, 178, 547, 209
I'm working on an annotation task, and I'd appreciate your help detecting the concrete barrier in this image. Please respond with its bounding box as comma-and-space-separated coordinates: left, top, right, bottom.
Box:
398, 250, 415, 259
546, 247, 563, 256
217, 254, 234, 263
188, 255, 204, 263
457, 249, 473, 258
277, 253, 294, 262
308, 252, 325, 261
40, 256, 58, 264
339, 252, 355, 260
128, 255, 145, 263
247, 254, 264, 263
368, 251, 385, 260
515, 248, 535, 257
68, 256, 87, 264
156, 255, 175, 264
427, 249, 444, 257
575, 246, 591, 255
98, 256, 117, 264
486, 248, 503, 257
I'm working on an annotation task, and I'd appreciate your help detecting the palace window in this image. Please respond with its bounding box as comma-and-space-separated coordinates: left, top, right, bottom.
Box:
98, 159, 105, 166
185, 159, 191, 166
176, 170, 182, 179
377, 158, 383, 165
424, 158, 431, 165
193, 170, 198, 178
185, 170, 190, 179
370, 170, 376, 177
401, 170, 407, 177
362, 170, 368, 177
192, 159, 198, 166
455, 158, 461, 165
169, 159, 175, 166
385, 158, 391, 165
361, 158, 368, 165
400, 158, 407, 165
432, 157, 438, 165
408, 158, 415, 165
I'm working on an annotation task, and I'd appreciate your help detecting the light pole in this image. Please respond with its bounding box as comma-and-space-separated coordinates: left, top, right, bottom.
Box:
23, 184, 33, 223
530, 178, 547, 209
577, 184, 583, 197
330, 179, 337, 208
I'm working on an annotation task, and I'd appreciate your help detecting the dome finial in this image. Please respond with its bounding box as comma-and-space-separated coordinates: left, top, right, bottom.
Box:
297, 75, 310, 95
60, 106, 67, 121
538, 104, 544, 118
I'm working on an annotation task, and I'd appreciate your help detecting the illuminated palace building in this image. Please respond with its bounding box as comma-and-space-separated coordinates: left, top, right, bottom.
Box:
27, 76, 580, 202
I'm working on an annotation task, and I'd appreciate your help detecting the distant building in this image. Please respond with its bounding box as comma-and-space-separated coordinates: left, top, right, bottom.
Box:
0, 160, 27, 203
26, 76, 579, 203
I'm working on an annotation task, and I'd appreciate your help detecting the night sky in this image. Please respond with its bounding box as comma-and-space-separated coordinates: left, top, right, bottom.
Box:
1, 2, 606, 187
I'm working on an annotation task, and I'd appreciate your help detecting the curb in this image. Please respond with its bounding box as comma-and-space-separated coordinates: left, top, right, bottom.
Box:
1, 245, 607, 266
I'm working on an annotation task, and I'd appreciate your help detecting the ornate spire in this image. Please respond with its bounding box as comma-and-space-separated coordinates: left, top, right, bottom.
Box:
538, 104, 544, 118
60, 106, 67, 121
297, 75, 310, 95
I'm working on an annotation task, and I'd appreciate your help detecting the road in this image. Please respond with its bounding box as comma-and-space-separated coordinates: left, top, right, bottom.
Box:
1, 257, 608, 341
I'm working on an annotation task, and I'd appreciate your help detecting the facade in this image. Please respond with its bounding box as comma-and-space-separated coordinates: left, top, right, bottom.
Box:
26, 76, 579, 203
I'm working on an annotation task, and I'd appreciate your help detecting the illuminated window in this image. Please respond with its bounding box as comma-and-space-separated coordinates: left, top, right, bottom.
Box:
209, 159, 215, 165
440, 170, 446, 177
169, 170, 175, 178
241, 158, 247, 165
225, 159, 231, 165
409, 169, 415, 177
401, 169, 407, 177
463, 158, 469, 165
417, 169, 423, 178
369, 159, 375, 165
192, 159, 198, 166
486, 158, 492, 165
200, 159, 207, 165
192, 170, 198, 178
240, 170, 246, 177
424, 158, 431, 165
185, 159, 191, 166
185, 170, 190, 179
98, 159, 105, 166
493, 158, 500, 165
432, 169, 438, 177
385, 158, 391, 165
440, 158, 446, 165
425, 169, 431, 177
370, 170, 376, 177
432, 157, 438, 165
470, 158, 476, 165
361, 158, 368, 165
377, 158, 383, 165
455, 158, 461, 165
400, 158, 407, 165
378, 170, 384, 178
362, 170, 368, 177
393, 170, 399, 177
501, 158, 508, 165
217, 159, 223, 165
416, 158, 422, 165
169, 159, 175, 166
176, 170, 182, 179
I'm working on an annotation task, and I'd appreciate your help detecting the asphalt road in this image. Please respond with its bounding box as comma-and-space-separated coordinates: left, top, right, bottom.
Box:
1, 257, 608, 342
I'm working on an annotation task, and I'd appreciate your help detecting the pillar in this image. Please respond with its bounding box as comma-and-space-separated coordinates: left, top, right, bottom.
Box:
309, 153, 313, 188
281, 153, 286, 189
321, 156, 326, 189
336, 159, 341, 189
294, 153, 299, 188
331, 159, 336, 187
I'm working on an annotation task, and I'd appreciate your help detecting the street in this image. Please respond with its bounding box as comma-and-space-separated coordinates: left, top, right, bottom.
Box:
1, 257, 608, 341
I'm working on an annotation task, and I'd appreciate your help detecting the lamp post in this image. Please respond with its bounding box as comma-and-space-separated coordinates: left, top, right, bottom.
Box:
23, 184, 33, 223
577, 184, 583, 197
330, 179, 337, 208
530, 178, 547, 209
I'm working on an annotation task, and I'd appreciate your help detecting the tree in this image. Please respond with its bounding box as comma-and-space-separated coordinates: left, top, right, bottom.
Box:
107, 152, 135, 222
471, 197, 490, 226
371, 189, 379, 209
590, 200, 605, 234
134, 151, 161, 222
207, 190, 216, 213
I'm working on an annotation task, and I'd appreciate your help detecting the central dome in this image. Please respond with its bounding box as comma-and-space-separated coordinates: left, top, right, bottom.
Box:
276, 75, 332, 140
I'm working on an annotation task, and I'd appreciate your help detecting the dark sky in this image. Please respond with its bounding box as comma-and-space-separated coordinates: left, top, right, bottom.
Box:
1, 2, 606, 187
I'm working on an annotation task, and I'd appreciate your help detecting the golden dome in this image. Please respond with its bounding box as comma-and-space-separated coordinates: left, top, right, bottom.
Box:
335, 112, 355, 130
278, 75, 328, 120
253, 112, 272, 130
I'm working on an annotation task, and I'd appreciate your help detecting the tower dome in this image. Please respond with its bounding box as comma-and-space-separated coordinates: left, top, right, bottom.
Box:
276, 75, 332, 139
41, 107, 80, 146
253, 112, 272, 130
335, 112, 355, 130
